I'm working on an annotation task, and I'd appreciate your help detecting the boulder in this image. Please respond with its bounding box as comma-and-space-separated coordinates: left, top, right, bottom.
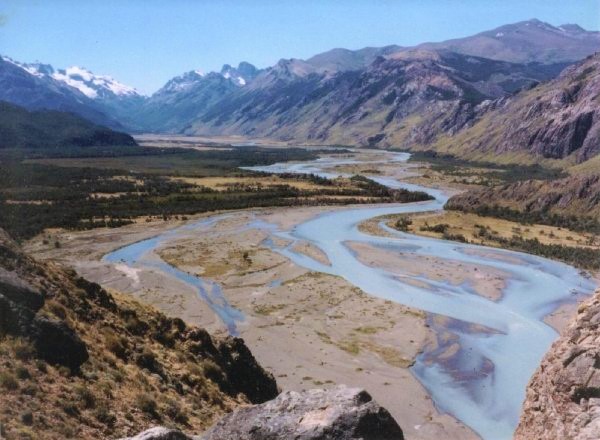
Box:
31, 316, 89, 371
119, 427, 195, 440
201, 385, 404, 440
0, 267, 44, 335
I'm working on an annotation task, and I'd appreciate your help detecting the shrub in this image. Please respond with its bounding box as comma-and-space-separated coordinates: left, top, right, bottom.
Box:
135, 348, 159, 373
75, 385, 96, 409
0, 372, 18, 390
200, 359, 224, 384
60, 399, 80, 416
47, 300, 67, 320
394, 216, 412, 232
21, 411, 33, 425
94, 403, 116, 426
15, 365, 31, 380
164, 399, 188, 424
104, 331, 128, 360
35, 359, 47, 373
135, 392, 158, 418
12, 340, 34, 361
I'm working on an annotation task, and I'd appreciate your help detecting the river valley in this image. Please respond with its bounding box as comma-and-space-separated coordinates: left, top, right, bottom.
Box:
27, 149, 598, 440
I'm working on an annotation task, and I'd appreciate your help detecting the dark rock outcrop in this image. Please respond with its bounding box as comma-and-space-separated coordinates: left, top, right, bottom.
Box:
0, 228, 91, 371
0, 267, 44, 335
215, 336, 280, 404
201, 385, 404, 440
0, 266, 89, 371
31, 316, 89, 371
515, 289, 600, 439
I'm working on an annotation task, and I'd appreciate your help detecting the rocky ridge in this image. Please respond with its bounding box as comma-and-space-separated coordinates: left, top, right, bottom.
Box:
515, 289, 600, 440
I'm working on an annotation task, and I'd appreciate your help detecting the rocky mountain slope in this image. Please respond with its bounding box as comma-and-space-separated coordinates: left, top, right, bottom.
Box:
176, 50, 566, 145
0, 101, 137, 149
129, 20, 600, 154
130, 62, 259, 132
0, 227, 278, 439
417, 19, 600, 64
445, 174, 600, 224
515, 289, 600, 440
427, 51, 600, 164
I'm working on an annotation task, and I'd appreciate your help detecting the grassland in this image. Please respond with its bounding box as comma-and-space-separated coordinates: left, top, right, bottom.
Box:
386, 211, 600, 271
0, 145, 430, 241
406, 151, 566, 185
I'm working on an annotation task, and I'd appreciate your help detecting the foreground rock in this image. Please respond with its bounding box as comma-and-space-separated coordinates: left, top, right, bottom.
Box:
120, 427, 195, 440
125, 386, 404, 440
201, 385, 404, 440
515, 289, 600, 439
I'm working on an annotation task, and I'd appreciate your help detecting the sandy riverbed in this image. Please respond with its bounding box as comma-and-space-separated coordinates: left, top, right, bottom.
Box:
26, 205, 478, 440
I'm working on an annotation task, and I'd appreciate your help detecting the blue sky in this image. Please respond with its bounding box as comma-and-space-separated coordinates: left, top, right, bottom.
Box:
1, 0, 598, 94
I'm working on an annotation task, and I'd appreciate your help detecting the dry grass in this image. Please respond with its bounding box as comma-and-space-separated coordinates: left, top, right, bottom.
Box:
392, 211, 600, 250
173, 175, 333, 191
0, 264, 250, 440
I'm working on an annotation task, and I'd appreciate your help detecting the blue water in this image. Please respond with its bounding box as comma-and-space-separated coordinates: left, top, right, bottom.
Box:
102, 217, 245, 335
103, 150, 596, 440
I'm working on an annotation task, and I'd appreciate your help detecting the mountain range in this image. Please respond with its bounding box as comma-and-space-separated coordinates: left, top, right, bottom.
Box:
2, 19, 600, 165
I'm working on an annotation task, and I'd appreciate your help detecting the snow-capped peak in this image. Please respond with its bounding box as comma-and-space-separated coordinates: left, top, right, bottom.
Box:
52, 66, 140, 98
1, 55, 142, 99
220, 62, 257, 86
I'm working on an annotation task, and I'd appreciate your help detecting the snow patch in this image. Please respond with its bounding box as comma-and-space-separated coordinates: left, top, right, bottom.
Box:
51, 71, 98, 98
495, 32, 504, 38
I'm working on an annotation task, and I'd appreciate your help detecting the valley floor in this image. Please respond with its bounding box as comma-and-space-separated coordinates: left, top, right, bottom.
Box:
26, 205, 478, 440
23, 147, 598, 440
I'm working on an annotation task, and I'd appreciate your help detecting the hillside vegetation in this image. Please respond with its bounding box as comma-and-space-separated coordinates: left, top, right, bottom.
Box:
0, 101, 136, 149
0, 227, 278, 439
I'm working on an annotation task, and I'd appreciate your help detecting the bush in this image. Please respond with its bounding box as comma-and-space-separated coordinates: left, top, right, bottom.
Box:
94, 403, 116, 426
104, 331, 128, 360
394, 216, 412, 232
135, 392, 158, 418
200, 359, 224, 384
15, 365, 31, 380
21, 411, 33, 425
135, 348, 160, 373
0, 372, 18, 390
420, 223, 449, 233
12, 340, 34, 361
35, 359, 47, 373
164, 399, 188, 424
75, 385, 96, 409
